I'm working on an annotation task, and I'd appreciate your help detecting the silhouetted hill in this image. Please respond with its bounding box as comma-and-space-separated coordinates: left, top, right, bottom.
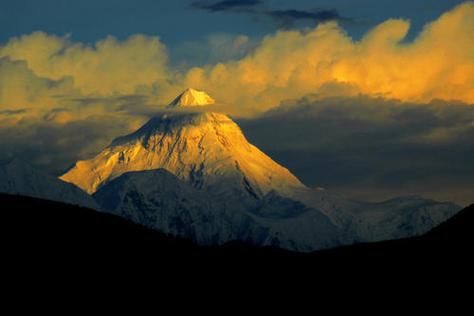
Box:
1, 193, 472, 279
0, 193, 297, 266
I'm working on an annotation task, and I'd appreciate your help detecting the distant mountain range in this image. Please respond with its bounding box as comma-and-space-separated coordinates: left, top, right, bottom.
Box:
0, 158, 97, 209
0, 89, 465, 252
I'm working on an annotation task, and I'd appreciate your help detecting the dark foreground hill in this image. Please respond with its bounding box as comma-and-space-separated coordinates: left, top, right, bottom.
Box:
1, 193, 472, 279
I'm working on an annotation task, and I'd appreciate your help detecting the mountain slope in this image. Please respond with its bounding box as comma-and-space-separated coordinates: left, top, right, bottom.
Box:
94, 169, 343, 252
0, 159, 97, 209
61, 111, 304, 197
93, 168, 458, 251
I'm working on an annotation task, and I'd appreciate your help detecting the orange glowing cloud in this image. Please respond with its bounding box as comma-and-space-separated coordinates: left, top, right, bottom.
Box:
0, 32, 170, 96
0, 2, 473, 121
185, 2, 474, 111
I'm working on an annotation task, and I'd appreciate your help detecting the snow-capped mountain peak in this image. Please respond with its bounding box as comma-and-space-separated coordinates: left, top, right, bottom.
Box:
60, 111, 304, 196
58, 89, 461, 252
168, 88, 215, 108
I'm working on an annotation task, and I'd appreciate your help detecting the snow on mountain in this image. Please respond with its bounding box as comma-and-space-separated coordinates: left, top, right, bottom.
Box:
168, 88, 215, 108
60, 89, 461, 251
60, 111, 304, 197
93, 168, 459, 251
290, 187, 459, 243
0, 158, 98, 209
94, 169, 345, 252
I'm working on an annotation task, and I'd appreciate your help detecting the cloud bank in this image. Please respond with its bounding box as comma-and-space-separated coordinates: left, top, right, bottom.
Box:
0, 2, 473, 204
1, 2, 474, 119
185, 1, 474, 111
239, 96, 474, 206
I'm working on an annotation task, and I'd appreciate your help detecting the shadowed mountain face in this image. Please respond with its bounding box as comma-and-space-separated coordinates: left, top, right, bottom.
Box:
92, 168, 460, 252
93, 169, 343, 252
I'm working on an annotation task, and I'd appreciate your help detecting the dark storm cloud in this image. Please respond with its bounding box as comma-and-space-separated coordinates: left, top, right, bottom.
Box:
0, 109, 28, 115
265, 9, 351, 28
68, 95, 150, 111
0, 116, 142, 176
0, 91, 165, 177
191, 0, 262, 12
191, 0, 350, 28
238, 96, 474, 206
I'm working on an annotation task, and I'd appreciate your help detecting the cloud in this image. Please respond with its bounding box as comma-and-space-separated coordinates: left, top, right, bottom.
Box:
184, 2, 474, 112
0, 109, 148, 175
172, 33, 256, 67
0, 109, 28, 115
265, 9, 351, 28
191, 0, 262, 12
0, 57, 76, 116
191, 1, 349, 29
2, 2, 474, 118
0, 32, 172, 124
238, 96, 474, 206
0, 32, 170, 96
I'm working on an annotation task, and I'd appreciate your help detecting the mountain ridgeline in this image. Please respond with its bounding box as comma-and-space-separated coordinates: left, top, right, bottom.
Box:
0, 89, 462, 253
56, 89, 460, 252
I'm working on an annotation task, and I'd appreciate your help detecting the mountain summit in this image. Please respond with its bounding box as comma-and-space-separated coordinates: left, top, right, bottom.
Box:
168, 88, 215, 108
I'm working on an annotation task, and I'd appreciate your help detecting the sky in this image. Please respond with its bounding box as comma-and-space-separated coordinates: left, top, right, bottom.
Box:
0, 0, 467, 64
0, 0, 473, 205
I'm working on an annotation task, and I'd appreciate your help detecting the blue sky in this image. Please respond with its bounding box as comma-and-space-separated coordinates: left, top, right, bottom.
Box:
0, 0, 466, 63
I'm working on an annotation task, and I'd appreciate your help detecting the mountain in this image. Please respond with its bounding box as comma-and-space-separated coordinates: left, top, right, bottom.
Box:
61, 111, 304, 197
0, 158, 97, 209
93, 168, 458, 251
60, 89, 461, 252
94, 169, 343, 251
168, 88, 215, 108
290, 188, 459, 242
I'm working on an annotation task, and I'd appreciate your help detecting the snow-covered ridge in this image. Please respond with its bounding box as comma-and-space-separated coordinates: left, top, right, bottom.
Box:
0, 158, 97, 209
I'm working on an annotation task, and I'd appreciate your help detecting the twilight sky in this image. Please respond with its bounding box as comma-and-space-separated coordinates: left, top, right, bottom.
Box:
0, 0, 473, 205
